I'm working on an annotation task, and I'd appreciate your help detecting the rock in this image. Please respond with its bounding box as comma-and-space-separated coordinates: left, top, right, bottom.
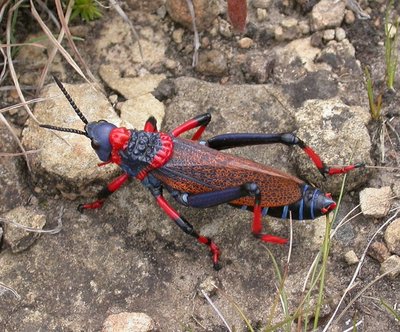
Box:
22, 82, 122, 198
165, 0, 220, 31
335, 27, 346, 41
99, 65, 166, 100
199, 276, 218, 297
172, 28, 185, 44
244, 52, 275, 83
152, 79, 177, 101
256, 8, 268, 22
275, 17, 301, 41
359, 187, 392, 218
196, 50, 228, 76
292, 99, 371, 194
120, 95, 165, 130
2, 206, 46, 253
94, 14, 166, 73
274, 37, 328, 81
310, 0, 346, 31
316, 39, 361, 76
252, 0, 272, 9
219, 18, 233, 38
238, 37, 254, 49
102, 312, 155, 332
384, 218, 400, 255
0, 123, 30, 213
344, 250, 359, 265
380, 255, 400, 280
368, 241, 391, 263
323, 29, 335, 42
344, 9, 356, 25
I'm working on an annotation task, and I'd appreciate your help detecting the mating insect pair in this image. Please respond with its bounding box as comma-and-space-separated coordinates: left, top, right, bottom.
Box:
40, 77, 364, 269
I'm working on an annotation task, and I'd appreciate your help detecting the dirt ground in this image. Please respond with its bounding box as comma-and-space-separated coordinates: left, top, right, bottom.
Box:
1, 1, 400, 331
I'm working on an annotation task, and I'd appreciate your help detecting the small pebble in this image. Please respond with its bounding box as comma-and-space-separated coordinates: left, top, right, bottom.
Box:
323, 29, 335, 42
252, 0, 271, 9
199, 276, 218, 297
238, 37, 254, 49
344, 250, 359, 265
335, 27, 346, 41
380, 255, 400, 280
344, 9, 356, 25
359, 187, 392, 218
256, 8, 268, 21
102, 312, 155, 332
172, 28, 184, 44
368, 241, 391, 263
384, 218, 400, 256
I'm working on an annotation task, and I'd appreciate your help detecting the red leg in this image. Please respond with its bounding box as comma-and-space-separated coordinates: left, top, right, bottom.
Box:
144, 116, 158, 132
78, 173, 129, 212
249, 185, 288, 245
155, 194, 221, 270
171, 113, 211, 140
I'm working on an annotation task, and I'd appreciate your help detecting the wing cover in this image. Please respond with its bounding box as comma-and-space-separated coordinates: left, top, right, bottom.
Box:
151, 138, 303, 207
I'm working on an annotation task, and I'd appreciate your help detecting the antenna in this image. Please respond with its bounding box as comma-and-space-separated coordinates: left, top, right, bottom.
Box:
39, 124, 88, 137
52, 75, 89, 125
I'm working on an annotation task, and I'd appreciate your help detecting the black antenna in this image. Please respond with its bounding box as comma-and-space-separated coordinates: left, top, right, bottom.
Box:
52, 75, 89, 125
39, 124, 88, 137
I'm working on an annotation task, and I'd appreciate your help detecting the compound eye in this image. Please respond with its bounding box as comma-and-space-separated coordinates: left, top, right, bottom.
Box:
91, 140, 100, 150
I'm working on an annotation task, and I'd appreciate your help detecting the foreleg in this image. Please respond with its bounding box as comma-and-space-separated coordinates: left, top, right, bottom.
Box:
143, 116, 158, 132
206, 133, 364, 177
171, 113, 211, 140
78, 173, 130, 212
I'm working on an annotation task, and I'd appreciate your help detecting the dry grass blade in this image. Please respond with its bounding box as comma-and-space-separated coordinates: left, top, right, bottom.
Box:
0, 149, 41, 157
0, 206, 64, 234
36, 0, 61, 29
0, 281, 21, 300
322, 208, 400, 331
30, 0, 87, 82
6, 0, 38, 123
200, 289, 232, 332
0, 96, 52, 113
109, 0, 143, 62
0, 111, 31, 171
185, 0, 200, 67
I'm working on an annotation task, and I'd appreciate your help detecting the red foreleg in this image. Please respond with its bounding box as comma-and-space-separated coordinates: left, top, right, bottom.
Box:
171, 113, 211, 140
78, 173, 129, 212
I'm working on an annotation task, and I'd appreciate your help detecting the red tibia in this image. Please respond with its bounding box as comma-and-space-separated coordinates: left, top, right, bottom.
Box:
198, 236, 220, 266
252, 205, 262, 234
252, 204, 287, 244
108, 173, 129, 192
259, 235, 288, 245
136, 133, 174, 180
81, 200, 104, 210
191, 125, 207, 141
109, 127, 131, 165
302, 146, 324, 170
171, 119, 201, 137
327, 165, 356, 175
155, 195, 180, 220
144, 121, 157, 133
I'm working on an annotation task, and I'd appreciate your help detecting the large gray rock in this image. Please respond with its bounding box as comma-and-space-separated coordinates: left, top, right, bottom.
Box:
292, 99, 371, 194
22, 82, 122, 198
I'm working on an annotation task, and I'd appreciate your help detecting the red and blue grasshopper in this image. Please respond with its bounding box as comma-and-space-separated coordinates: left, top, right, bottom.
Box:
40, 77, 364, 269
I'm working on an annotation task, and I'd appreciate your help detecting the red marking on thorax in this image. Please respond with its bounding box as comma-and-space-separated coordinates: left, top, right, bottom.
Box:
136, 133, 174, 180
109, 127, 131, 165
